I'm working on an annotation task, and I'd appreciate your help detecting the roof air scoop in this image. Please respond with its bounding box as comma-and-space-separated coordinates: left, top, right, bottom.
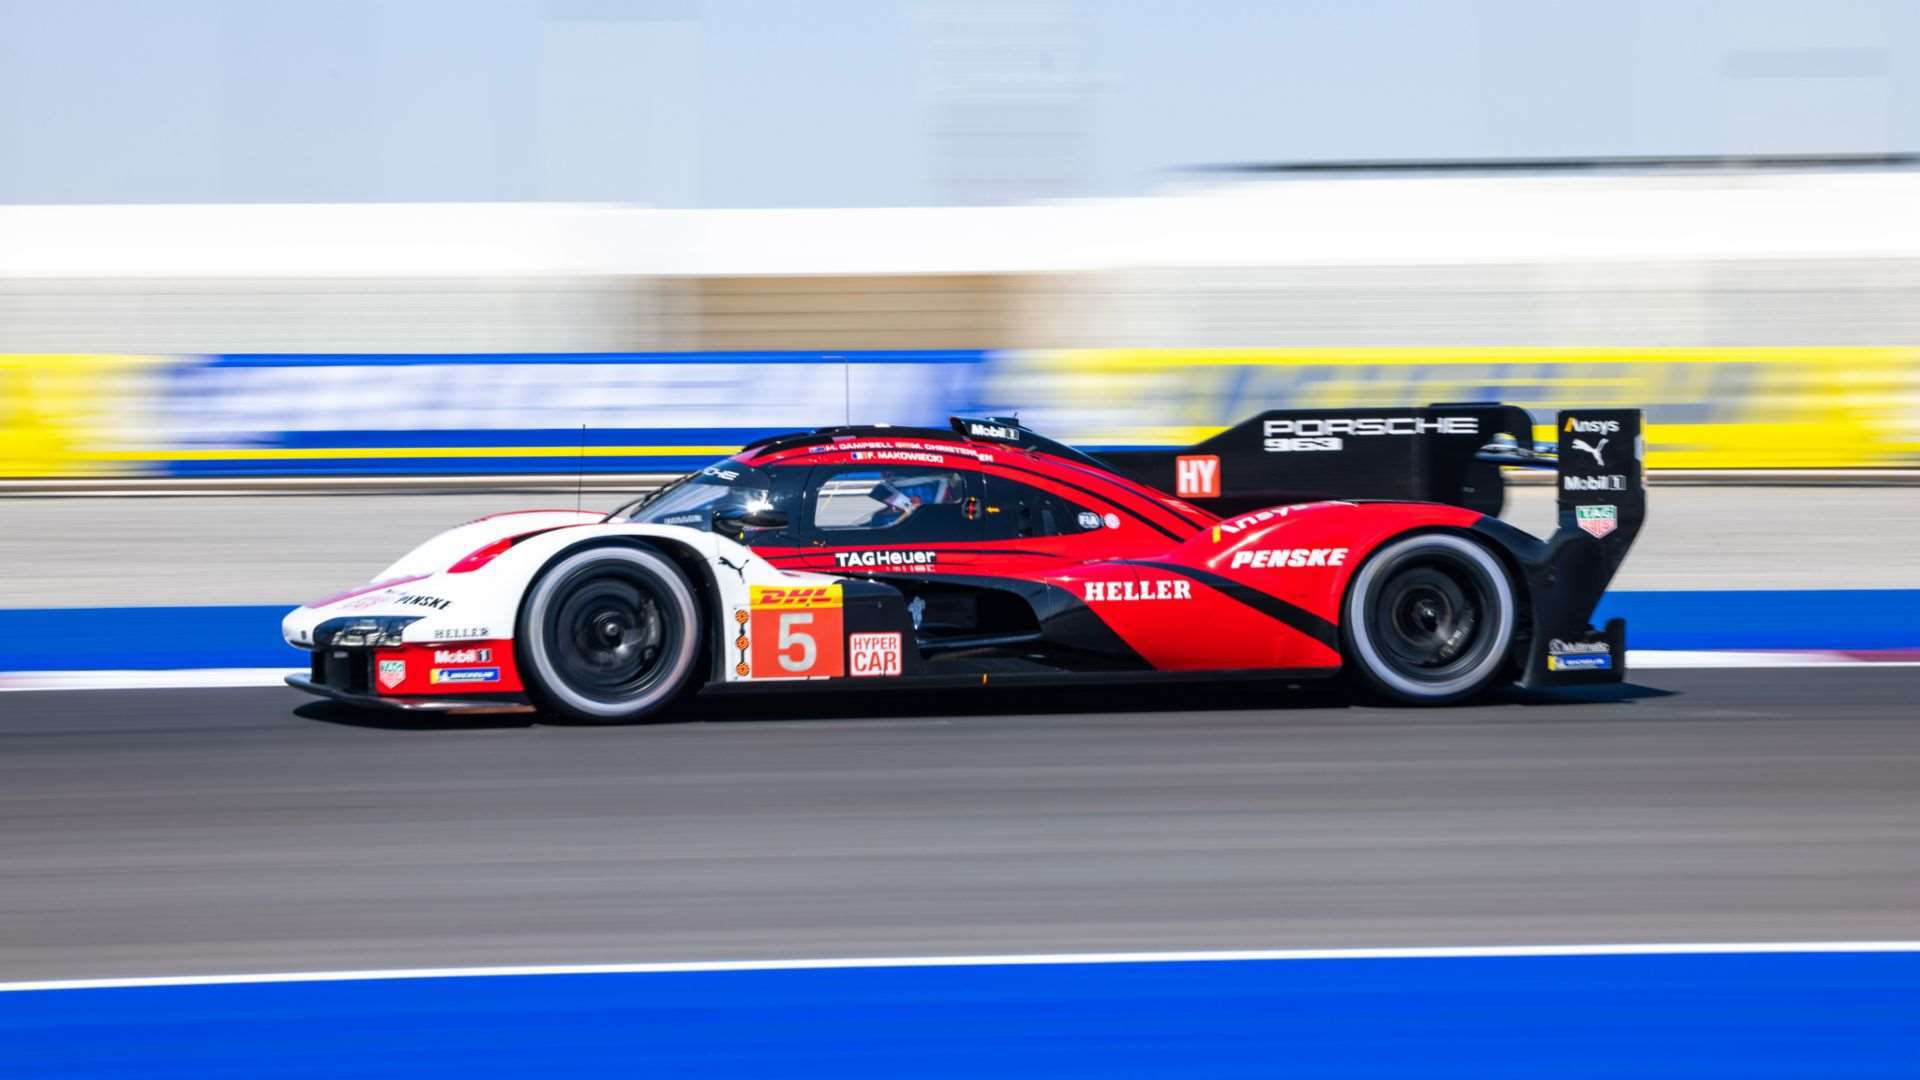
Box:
951, 415, 1024, 444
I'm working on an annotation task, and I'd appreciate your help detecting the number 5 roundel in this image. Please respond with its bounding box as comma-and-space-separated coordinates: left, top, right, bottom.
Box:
748, 584, 845, 679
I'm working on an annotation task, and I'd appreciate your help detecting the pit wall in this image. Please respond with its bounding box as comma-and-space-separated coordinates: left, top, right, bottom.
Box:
3, 347, 1916, 479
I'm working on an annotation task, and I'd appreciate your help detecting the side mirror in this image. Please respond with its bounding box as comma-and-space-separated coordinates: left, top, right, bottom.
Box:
715, 506, 789, 531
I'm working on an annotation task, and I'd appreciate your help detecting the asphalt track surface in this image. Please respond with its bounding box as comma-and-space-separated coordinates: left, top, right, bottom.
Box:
3, 667, 1917, 982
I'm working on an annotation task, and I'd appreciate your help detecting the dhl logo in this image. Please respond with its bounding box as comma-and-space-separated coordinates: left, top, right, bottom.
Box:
750, 584, 843, 610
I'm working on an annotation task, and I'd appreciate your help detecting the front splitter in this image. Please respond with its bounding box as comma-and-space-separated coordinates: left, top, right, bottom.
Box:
285, 675, 537, 715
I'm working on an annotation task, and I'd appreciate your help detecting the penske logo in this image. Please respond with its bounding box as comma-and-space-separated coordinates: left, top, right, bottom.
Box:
750, 584, 843, 610
1228, 547, 1348, 569
1083, 579, 1192, 602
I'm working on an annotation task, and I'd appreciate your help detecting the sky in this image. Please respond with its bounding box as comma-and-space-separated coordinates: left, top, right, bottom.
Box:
0, 0, 1914, 206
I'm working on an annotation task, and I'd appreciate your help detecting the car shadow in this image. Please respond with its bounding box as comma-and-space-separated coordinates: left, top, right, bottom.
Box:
294, 700, 535, 731
295, 678, 1676, 731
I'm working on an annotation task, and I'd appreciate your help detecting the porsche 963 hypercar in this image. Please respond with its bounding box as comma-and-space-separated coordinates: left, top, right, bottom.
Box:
284, 404, 1644, 720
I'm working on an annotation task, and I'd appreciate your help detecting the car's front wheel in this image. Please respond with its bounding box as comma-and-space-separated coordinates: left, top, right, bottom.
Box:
519, 545, 703, 723
1341, 532, 1516, 705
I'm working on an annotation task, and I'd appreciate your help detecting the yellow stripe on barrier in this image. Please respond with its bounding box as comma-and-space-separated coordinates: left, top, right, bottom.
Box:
1041, 346, 1920, 370
1007, 347, 1920, 469
0, 355, 174, 478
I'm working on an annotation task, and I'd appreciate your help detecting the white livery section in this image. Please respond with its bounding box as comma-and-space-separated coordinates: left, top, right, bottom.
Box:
281, 509, 830, 687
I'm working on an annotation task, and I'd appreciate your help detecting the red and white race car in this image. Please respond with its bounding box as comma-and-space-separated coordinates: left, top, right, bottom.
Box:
284, 405, 1644, 720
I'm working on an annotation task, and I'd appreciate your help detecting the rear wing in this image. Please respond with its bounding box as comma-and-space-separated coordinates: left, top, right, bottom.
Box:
1099, 403, 1535, 517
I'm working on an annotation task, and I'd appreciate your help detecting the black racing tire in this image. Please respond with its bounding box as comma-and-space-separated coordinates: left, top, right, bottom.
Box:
1341, 532, 1516, 705
518, 545, 703, 723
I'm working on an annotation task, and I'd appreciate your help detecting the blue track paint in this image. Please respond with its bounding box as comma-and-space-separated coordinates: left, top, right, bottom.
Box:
0, 606, 300, 671
1594, 589, 1919, 651
2, 952, 1916, 1077
1, 591, 1916, 672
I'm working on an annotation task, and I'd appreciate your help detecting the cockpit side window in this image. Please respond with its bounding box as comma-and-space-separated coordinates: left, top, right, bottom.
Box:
809, 468, 975, 541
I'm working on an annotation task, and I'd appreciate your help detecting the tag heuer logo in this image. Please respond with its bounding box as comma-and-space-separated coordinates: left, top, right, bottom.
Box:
1576, 504, 1618, 538
378, 659, 407, 689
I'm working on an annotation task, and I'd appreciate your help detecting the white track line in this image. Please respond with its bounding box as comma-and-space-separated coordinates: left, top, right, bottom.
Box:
0, 668, 299, 692
4, 941, 1918, 993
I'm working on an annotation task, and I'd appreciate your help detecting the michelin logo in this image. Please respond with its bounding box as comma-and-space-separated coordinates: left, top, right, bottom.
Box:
1547, 638, 1612, 672
430, 667, 501, 684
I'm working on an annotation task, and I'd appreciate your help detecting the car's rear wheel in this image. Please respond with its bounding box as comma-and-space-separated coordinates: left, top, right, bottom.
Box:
519, 545, 702, 723
1342, 533, 1516, 705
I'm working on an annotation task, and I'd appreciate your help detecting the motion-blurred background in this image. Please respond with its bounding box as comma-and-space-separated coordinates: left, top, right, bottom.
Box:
3, 0, 1917, 491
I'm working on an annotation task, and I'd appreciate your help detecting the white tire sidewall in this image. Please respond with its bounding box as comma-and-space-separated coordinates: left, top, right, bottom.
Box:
1345, 533, 1514, 702
522, 546, 700, 719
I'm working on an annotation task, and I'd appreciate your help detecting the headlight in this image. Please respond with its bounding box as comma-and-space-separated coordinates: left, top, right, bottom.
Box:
314, 616, 422, 648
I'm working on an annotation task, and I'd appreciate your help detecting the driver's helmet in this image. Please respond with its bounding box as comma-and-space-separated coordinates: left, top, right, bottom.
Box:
862, 472, 949, 528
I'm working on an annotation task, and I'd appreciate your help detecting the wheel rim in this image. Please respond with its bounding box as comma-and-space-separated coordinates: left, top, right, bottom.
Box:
544, 568, 681, 702
1354, 539, 1510, 693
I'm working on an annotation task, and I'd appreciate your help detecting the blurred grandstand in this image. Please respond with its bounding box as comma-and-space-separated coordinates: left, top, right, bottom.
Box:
3, 159, 1918, 481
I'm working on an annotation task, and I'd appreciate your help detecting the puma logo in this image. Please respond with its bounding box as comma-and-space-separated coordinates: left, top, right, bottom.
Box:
1572, 437, 1608, 467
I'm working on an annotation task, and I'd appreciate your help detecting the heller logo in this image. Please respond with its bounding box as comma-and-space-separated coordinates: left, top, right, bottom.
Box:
848, 633, 903, 677
1083, 579, 1192, 602
1576, 504, 1618, 538
1175, 455, 1221, 498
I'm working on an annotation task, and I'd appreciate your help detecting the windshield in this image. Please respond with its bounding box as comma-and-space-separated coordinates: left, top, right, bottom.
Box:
607, 460, 784, 533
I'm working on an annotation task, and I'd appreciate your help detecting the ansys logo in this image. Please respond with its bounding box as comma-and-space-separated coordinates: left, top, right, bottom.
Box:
1564, 416, 1620, 468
